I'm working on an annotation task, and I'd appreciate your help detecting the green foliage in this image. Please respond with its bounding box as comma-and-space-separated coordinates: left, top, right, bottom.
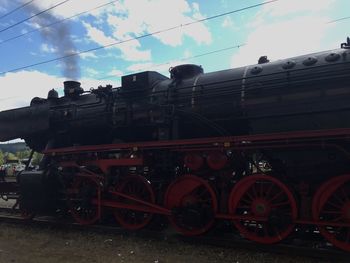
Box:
0, 150, 42, 167
0, 150, 4, 165
5, 152, 17, 161
15, 150, 32, 160
32, 152, 43, 166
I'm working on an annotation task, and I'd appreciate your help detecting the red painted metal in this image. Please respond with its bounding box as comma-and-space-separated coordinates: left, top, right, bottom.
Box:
206, 151, 228, 170
164, 174, 218, 236
96, 199, 170, 215
184, 153, 204, 170
108, 190, 170, 215
44, 128, 350, 156
312, 174, 350, 252
228, 174, 298, 244
67, 175, 101, 225
27, 127, 350, 249
58, 158, 143, 173
112, 175, 156, 230
88, 159, 144, 173
312, 175, 349, 214
295, 219, 350, 227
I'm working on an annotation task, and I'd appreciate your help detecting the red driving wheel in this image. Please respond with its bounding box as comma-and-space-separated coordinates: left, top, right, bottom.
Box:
228, 174, 297, 244
67, 175, 100, 225
113, 175, 155, 230
164, 174, 217, 236
312, 174, 350, 252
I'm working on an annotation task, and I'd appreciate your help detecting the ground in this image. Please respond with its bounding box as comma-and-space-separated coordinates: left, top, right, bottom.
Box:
0, 223, 331, 263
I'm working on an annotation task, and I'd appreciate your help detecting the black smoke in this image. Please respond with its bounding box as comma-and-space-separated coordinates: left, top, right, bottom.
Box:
25, 2, 80, 79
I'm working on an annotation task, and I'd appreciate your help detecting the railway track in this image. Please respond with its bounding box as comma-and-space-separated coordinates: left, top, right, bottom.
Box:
0, 207, 348, 262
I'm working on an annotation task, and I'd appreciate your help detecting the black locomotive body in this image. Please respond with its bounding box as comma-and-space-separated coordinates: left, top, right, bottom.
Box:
1, 39, 350, 252
1, 41, 350, 149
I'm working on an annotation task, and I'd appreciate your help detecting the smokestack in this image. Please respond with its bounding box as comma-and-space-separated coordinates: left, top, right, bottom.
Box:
63, 81, 83, 97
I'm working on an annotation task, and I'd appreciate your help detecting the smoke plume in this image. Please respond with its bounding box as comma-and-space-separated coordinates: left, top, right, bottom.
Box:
25, 3, 80, 79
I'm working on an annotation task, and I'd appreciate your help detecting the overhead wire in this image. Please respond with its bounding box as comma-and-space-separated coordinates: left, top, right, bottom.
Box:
98, 44, 246, 80
0, 0, 71, 33
0, 0, 36, 20
327, 16, 350, 24
96, 10, 350, 81
0, 0, 119, 45
0, 0, 279, 75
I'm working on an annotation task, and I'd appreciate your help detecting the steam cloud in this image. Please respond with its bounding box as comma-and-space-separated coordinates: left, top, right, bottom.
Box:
25, 3, 80, 79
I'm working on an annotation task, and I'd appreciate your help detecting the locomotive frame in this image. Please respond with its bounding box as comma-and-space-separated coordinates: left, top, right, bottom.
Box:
1, 127, 347, 252
1, 38, 350, 252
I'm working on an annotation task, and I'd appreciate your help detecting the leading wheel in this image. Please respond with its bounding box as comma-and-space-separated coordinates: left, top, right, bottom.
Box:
113, 175, 155, 230
228, 174, 297, 244
313, 174, 350, 252
164, 174, 217, 236
67, 176, 100, 225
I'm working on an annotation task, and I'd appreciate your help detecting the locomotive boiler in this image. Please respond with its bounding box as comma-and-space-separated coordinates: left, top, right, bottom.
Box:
1, 38, 350, 252
1, 38, 350, 151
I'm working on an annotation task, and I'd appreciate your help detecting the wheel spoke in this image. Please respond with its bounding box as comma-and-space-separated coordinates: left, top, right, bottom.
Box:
228, 175, 297, 244
164, 174, 217, 236
251, 184, 259, 198
313, 174, 350, 252
269, 190, 284, 202
326, 200, 342, 209
271, 201, 291, 208
113, 175, 155, 231
67, 176, 100, 225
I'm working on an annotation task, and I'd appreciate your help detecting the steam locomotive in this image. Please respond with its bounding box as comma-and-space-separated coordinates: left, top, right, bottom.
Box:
1, 38, 350, 251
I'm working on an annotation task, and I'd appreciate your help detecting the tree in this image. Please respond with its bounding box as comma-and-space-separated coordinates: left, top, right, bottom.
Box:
5, 152, 17, 161
15, 150, 31, 160
0, 150, 4, 165
32, 152, 43, 166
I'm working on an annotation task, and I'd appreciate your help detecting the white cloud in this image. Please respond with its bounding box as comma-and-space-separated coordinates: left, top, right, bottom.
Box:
0, 71, 65, 111
118, 41, 152, 61
248, 0, 335, 28
106, 0, 211, 47
231, 16, 333, 67
82, 21, 115, 46
107, 68, 123, 77
40, 43, 57, 53
127, 63, 154, 72
31, 0, 116, 19
0, 71, 117, 111
126, 61, 182, 76
183, 49, 192, 58
221, 17, 236, 29
82, 21, 151, 62
231, 0, 338, 68
79, 52, 98, 60
21, 1, 211, 64
259, 0, 335, 17
85, 68, 99, 76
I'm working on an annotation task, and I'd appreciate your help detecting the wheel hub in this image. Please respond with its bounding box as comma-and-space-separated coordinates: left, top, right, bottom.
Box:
251, 198, 271, 217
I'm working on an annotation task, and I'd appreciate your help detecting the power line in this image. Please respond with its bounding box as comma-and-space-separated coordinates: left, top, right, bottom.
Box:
0, 0, 279, 75
0, 0, 36, 20
98, 44, 246, 80
0, 0, 71, 34
327, 16, 350, 24
0, 0, 118, 45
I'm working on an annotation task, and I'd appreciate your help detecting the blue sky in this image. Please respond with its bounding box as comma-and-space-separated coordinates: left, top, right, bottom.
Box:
0, 0, 349, 111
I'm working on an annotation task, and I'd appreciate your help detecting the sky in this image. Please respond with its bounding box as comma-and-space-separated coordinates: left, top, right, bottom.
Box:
0, 0, 349, 111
